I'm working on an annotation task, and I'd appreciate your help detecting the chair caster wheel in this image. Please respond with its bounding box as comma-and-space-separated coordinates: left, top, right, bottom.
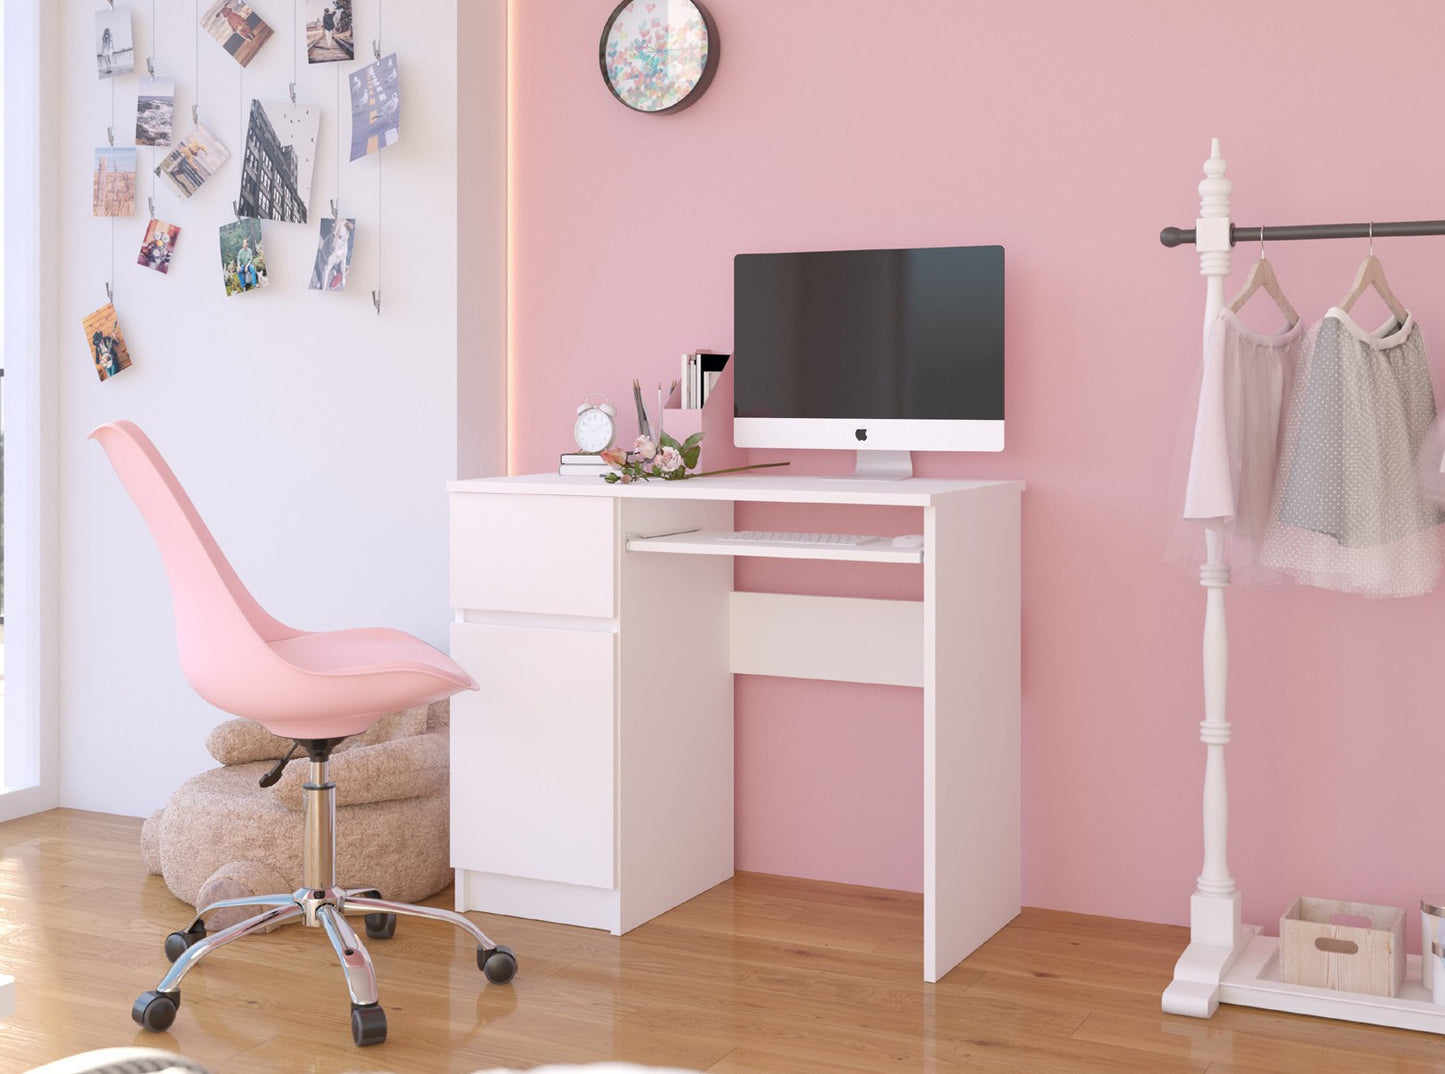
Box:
132, 989, 180, 1032
479, 944, 517, 984
351, 1002, 387, 1046
164, 924, 206, 963
364, 912, 397, 939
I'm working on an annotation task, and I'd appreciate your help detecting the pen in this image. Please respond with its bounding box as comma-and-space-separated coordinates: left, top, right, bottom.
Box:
633, 378, 652, 441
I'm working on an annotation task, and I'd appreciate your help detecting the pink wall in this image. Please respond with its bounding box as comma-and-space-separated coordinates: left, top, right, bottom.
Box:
507, 0, 1445, 940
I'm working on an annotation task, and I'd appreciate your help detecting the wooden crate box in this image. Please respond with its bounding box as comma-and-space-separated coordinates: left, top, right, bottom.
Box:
1280, 897, 1405, 997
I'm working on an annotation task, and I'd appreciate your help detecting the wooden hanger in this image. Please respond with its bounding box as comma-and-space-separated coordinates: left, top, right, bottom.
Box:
1338, 224, 1408, 323
1228, 254, 1299, 327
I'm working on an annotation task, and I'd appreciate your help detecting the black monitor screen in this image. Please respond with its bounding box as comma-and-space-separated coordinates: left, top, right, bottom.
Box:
732, 245, 1004, 421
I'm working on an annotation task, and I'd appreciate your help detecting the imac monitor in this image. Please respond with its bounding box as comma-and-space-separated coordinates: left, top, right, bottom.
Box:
732, 244, 1004, 477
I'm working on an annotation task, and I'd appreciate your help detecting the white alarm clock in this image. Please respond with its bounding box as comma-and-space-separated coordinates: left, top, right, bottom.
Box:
573, 394, 618, 453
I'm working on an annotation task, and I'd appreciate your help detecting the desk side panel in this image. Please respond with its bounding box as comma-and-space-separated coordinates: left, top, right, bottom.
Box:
924, 487, 1022, 982
617, 498, 736, 932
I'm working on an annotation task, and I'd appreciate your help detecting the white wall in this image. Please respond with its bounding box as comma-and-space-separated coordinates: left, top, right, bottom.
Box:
53, 0, 488, 818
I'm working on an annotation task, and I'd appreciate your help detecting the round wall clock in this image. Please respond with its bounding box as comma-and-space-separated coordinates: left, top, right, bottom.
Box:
600, 0, 718, 114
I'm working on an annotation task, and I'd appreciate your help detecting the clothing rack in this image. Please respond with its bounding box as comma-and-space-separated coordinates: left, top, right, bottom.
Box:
1159, 139, 1445, 1035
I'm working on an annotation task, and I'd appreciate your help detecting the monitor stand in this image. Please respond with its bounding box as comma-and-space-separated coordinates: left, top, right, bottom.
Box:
853, 450, 913, 480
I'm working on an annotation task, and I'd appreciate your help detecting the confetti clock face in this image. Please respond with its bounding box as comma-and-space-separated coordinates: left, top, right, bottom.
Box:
600, 0, 718, 114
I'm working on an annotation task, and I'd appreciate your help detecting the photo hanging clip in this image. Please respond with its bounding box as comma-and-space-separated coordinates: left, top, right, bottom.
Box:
191, 104, 199, 124
288, 82, 297, 104
372, 39, 381, 61
105, 282, 114, 303
107, 126, 115, 147
146, 56, 154, 77
330, 199, 339, 219
147, 196, 155, 218
232, 201, 242, 219
372, 289, 382, 316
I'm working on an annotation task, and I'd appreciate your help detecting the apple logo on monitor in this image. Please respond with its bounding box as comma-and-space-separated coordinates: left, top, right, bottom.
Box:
855, 429, 868, 441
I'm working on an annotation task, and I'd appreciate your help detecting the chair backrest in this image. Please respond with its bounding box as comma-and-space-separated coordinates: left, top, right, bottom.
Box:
89, 421, 299, 706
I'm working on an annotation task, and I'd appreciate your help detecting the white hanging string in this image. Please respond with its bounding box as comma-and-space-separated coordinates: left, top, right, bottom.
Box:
149, 0, 158, 218
237, 64, 244, 217
372, 0, 382, 315
109, 24, 117, 305
290, 0, 298, 102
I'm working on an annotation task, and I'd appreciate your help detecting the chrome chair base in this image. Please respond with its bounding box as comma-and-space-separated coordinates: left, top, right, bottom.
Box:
133, 751, 516, 1046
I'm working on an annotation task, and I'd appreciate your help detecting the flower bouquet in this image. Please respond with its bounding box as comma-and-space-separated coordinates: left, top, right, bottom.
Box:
599, 432, 788, 483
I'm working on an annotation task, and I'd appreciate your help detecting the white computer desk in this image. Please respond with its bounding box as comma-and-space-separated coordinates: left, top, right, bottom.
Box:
447, 471, 1022, 982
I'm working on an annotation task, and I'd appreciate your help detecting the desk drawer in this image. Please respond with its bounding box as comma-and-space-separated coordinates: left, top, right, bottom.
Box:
450, 493, 616, 618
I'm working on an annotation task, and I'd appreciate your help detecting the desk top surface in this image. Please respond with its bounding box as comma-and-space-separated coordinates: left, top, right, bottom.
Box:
449, 472, 1023, 508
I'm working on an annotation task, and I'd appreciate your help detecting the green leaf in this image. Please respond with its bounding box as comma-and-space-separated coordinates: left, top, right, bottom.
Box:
682, 432, 704, 450
682, 445, 701, 469
659, 432, 683, 451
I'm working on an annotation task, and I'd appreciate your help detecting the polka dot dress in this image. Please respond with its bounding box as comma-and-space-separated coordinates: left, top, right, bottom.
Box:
1261, 308, 1444, 596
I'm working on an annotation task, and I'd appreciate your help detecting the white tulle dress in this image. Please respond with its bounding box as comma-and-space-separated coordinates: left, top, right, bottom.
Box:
1174, 307, 1305, 583
1259, 308, 1444, 596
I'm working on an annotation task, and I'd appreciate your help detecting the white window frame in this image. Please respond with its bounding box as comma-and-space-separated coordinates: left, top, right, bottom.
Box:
0, 0, 59, 818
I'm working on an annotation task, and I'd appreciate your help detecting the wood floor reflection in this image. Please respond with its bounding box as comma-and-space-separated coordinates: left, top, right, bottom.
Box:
0, 810, 1440, 1072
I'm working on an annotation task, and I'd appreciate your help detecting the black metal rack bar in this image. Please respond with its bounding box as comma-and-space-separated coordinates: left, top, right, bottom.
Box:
1159, 219, 1445, 248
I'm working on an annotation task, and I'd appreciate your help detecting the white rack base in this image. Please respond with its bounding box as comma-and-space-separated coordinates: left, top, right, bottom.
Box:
1169, 927, 1445, 1035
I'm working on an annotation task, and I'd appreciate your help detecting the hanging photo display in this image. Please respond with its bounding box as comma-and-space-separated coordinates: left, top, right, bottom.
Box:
155, 123, 230, 199
93, 147, 137, 217
95, 6, 136, 79
199, 0, 274, 68
305, 0, 354, 63
309, 217, 355, 291
238, 100, 320, 224
137, 219, 181, 274
348, 53, 400, 161
82, 303, 133, 381
220, 218, 268, 296
135, 77, 177, 147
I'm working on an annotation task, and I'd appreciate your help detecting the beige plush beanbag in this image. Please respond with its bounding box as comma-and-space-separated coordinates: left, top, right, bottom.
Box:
141, 701, 453, 931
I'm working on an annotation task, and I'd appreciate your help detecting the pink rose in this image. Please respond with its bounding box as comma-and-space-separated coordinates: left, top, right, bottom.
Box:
656, 446, 683, 473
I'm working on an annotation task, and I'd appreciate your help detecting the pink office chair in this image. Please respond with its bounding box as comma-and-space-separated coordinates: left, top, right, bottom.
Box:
90, 420, 515, 1047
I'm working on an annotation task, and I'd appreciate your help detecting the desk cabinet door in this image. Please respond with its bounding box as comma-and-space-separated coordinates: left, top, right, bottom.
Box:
449, 621, 616, 890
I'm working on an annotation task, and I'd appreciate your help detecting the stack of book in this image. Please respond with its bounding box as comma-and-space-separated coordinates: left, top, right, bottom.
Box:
558, 452, 612, 477
679, 352, 730, 409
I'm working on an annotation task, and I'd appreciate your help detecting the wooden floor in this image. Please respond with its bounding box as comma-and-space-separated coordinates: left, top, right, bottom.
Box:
0, 811, 1443, 1072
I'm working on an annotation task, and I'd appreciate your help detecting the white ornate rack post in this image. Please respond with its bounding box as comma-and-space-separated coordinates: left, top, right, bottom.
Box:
1161, 141, 1445, 1034
1162, 139, 1246, 1020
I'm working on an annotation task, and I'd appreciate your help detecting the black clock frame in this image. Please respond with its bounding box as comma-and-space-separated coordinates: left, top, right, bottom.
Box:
599, 0, 719, 115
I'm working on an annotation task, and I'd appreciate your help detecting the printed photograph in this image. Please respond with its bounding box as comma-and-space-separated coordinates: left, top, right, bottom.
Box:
305, 0, 353, 63
137, 219, 181, 274
155, 123, 230, 199
199, 0, 273, 68
82, 303, 132, 382
135, 77, 176, 147
92, 147, 136, 217
238, 100, 319, 224
309, 217, 355, 291
219, 218, 268, 297
349, 52, 400, 161
95, 7, 135, 78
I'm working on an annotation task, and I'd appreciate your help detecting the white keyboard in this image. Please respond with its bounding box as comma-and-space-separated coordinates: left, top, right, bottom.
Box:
716, 530, 880, 547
